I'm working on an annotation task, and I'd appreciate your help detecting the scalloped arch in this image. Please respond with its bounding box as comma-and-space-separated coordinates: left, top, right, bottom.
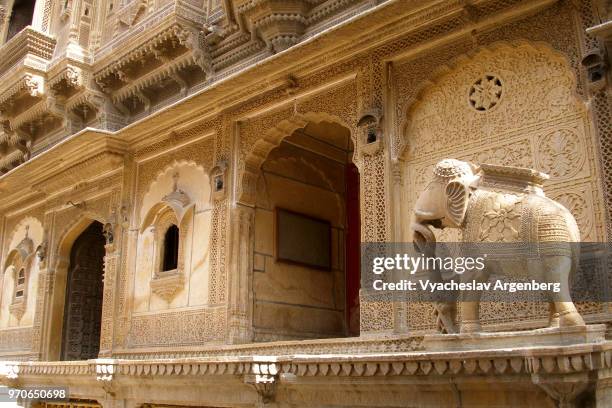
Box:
400, 40, 583, 159
140, 160, 210, 223
7, 216, 43, 253
239, 111, 356, 206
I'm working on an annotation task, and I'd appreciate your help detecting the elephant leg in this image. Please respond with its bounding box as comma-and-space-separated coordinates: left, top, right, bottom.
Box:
459, 301, 481, 333
543, 255, 585, 327
459, 270, 489, 333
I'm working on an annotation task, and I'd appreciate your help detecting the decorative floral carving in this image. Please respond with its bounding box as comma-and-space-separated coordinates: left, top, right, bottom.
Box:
537, 129, 583, 179
479, 194, 522, 242
554, 191, 592, 240
469, 74, 503, 111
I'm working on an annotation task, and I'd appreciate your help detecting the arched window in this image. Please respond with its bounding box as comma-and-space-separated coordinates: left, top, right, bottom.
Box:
6, 0, 36, 42
162, 224, 179, 272
14, 268, 26, 299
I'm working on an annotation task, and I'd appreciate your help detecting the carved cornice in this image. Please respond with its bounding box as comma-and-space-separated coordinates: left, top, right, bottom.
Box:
109, 51, 205, 104
94, 23, 211, 89
48, 65, 85, 98
8, 97, 63, 132
31, 152, 125, 195
0, 74, 45, 112
2, 341, 612, 381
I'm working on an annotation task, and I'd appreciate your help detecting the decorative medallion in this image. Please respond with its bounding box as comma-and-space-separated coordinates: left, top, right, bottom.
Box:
537, 129, 583, 179
469, 74, 503, 111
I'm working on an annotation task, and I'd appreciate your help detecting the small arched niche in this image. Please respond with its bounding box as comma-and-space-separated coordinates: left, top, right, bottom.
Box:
1, 217, 43, 328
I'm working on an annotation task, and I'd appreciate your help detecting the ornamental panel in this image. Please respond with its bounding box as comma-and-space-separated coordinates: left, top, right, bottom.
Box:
399, 41, 607, 332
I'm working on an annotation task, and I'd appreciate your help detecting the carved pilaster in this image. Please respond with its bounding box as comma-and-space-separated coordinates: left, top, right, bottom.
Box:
227, 204, 254, 343
99, 239, 119, 357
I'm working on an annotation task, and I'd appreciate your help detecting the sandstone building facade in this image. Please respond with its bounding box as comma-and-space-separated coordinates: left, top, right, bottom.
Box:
0, 0, 611, 406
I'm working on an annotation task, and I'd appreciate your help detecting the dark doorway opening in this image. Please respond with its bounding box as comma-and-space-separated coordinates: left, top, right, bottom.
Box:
6, 0, 36, 42
60, 221, 106, 361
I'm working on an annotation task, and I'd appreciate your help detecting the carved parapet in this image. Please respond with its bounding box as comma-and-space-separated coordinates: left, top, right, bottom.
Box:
0, 28, 55, 79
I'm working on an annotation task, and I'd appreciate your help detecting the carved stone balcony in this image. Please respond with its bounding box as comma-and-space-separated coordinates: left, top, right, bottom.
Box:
0, 27, 57, 174
0, 27, 55, 79
93, 2, 211, 119
235, 0, 322, 52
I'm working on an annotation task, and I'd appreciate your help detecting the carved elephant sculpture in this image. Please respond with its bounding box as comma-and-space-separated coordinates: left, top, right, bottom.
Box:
409, 159, 585, 333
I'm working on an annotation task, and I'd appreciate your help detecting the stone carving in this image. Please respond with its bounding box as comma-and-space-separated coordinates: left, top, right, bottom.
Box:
468, 74, 503, 111
400, 40, 606, 332
141, 173, 193, 302
409, 159, 585, 333
536, 128, 584, 179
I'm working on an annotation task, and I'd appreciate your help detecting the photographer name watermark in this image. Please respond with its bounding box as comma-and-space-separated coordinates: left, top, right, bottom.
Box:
361, 242, 612, 303
372, 277, 560, 293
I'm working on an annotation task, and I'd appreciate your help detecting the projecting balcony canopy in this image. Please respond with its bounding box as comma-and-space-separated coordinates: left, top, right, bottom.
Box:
0, 27, 55, 80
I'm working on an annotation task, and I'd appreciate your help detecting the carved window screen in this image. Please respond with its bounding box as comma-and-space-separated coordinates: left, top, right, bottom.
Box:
14, 268, 26, 299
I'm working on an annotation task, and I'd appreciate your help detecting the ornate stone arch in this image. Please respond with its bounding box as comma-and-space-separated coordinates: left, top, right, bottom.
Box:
3, 234, 35, 321
46, 214, 101, 360
6, 216, 43, 253
238, 111, 357, 206
2, 216, 43, 322
399, 40, 585, 160
139, 160, 210, 222
137, 162, 207, 303
398, 39, 606, 331
140, 197, 193, 302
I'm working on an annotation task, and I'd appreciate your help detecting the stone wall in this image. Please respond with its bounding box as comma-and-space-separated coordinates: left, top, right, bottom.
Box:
0, 0, 609, 361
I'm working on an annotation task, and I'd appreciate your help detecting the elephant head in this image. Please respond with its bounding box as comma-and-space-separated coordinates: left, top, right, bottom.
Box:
411, 159, 480, 238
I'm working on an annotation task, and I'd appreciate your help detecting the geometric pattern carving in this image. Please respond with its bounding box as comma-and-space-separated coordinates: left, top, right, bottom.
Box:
0, 327, 33, 352
128, 308, 226, 347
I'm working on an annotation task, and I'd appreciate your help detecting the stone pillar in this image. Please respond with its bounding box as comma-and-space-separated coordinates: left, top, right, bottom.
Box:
227, 204, 254, 343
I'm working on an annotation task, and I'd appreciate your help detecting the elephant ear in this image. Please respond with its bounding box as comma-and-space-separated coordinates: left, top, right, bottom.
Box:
445, 180, 469, 227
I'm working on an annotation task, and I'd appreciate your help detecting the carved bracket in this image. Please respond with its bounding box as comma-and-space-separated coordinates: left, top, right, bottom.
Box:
532, 373, 591, 408
244, 361, 278, 404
